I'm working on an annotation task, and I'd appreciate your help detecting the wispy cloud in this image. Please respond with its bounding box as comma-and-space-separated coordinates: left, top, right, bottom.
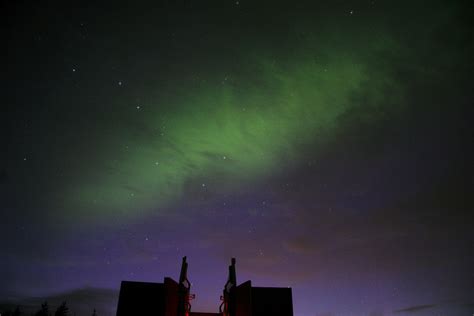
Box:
394, 304, 436, 313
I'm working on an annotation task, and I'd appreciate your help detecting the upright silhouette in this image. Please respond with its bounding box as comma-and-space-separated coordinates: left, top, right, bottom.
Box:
115, 257, 293, 316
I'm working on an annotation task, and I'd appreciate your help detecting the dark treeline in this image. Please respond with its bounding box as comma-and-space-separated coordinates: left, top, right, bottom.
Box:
0, 301, 98, 316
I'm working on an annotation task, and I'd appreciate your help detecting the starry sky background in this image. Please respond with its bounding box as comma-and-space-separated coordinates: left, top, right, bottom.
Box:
1, 0, 473, 315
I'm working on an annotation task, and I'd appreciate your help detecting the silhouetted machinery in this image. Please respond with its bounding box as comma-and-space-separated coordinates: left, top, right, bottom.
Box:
116, 257, 293, 316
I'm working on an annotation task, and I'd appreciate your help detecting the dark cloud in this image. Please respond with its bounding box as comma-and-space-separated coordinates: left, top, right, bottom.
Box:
394, 304, 436, 313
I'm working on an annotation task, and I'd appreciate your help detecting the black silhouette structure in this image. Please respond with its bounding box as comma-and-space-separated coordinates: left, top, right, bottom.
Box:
115, 257, 293, 316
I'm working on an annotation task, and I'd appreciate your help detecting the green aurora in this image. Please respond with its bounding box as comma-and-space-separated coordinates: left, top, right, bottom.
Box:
50, 1, 467, 220
56, 33, 406, 219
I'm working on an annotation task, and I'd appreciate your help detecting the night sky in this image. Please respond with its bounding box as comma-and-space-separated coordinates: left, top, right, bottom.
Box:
1, 0, 473, 315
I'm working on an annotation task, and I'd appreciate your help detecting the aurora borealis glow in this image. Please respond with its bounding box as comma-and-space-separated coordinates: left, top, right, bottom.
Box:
2, 0, 473, 315
62, 51, 379, 216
